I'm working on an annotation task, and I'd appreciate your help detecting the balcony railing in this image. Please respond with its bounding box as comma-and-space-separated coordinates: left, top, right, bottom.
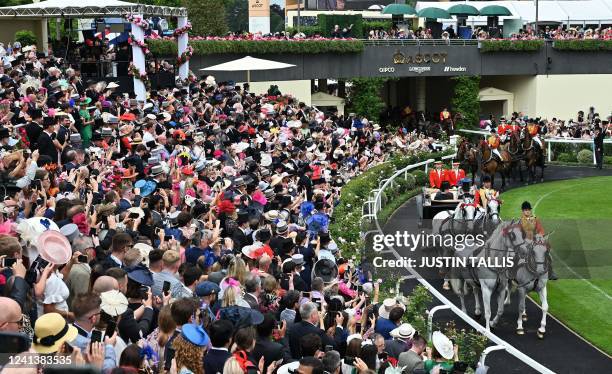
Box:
361, 39, 479, 46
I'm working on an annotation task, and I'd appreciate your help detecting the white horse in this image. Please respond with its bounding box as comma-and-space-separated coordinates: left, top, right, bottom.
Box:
431, 199, 479, 236
432, 200, 479, 290
513, 234, 551, 338
449, 221, 527, 330
477, 198, 502, 236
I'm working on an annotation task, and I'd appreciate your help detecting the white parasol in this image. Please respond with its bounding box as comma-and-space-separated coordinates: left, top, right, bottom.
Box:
200, 56, 295, 84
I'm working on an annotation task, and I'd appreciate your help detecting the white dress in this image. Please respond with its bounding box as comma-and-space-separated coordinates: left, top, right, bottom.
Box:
37, 271, 70, 317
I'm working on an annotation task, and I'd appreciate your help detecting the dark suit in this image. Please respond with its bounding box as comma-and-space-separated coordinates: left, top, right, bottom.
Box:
253, 335, 293, 372
243, 293, 260, 310
594, 130, 605, 169
385, 339, 410, 360
204, 347, 231, 374
25, 121, 42, 151
287, 321, 335, 359
231, 227, 251, 251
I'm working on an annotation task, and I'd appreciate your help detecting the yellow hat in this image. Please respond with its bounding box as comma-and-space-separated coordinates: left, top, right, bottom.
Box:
32, 313, 78, 354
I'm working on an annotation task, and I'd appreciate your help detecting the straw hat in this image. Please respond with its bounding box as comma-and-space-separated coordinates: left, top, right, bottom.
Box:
390, 323, 416, 340
32, 313, 78, 354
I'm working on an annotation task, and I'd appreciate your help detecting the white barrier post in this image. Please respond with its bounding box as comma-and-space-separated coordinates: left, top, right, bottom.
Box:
592, 142, 596, 165
479, 345, 506, 369
131, 15, 146, 102
177, 16, 189, 81
427, 305, 451, 340
548, 141, 552, 163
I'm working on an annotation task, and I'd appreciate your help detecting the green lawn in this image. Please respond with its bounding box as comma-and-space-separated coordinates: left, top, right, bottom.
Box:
501, 177, 612, 355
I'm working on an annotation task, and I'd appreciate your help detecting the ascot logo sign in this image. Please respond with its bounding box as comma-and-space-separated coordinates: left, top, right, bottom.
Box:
444, 66, 467, 72
393, 51, 448, 64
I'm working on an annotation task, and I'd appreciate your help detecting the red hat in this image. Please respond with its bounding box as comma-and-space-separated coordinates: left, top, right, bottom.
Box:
181, 165, 194, 176
119, 113, 136, 122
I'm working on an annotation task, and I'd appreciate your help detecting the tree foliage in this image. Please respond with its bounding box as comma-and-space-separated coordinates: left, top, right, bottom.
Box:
15, 30, 37, 46
451, 75, 481, 129
184, 0, 229, 36
347, 78, 386, 122
224, 0, 248, 34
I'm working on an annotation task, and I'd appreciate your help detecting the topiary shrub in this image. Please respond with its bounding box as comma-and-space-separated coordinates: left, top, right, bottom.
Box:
556, 153, 577, 163
577, 149, 594, 164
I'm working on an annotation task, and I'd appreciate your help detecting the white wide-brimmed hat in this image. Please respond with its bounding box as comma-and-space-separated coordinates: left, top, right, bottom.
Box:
432, 331, 454, 360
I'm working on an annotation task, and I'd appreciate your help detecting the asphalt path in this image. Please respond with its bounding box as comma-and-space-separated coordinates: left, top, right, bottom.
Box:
380, 165, 612, 373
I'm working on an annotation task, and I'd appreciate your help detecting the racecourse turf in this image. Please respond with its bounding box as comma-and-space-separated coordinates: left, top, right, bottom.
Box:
500, 176, 612, 355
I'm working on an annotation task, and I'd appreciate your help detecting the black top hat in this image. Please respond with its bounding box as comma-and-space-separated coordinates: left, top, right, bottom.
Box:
0, 127, 9, 139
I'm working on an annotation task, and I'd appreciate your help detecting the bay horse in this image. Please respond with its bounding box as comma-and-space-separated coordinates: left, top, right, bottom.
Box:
478, 140, 511, 190
457, 139, 478, 182
521, 128, 545, 183
505, 130, 524, 183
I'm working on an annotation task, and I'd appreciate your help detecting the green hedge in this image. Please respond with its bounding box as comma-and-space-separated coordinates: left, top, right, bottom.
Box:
317, 14, 363, 38
284, 26, 322, 37
363, 21, 393, 35
147, 39, 364, 56
553, 39, 612, 51
329, 150, 453, 258
479, 40, 544, 53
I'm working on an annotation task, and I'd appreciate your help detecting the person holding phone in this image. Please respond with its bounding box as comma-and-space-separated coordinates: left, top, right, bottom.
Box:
69, 292, 117, 371
253, 314, 292, 372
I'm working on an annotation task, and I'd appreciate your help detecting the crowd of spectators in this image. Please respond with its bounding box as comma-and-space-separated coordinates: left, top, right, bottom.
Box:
0, 38, 469, 374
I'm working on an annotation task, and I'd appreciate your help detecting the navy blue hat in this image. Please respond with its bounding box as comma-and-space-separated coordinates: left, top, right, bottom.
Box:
127, 264, 154, 286
218, 306, 264, 328
482, 175, 491, 183
195, 281, 220, 297
181, 323, 210, 347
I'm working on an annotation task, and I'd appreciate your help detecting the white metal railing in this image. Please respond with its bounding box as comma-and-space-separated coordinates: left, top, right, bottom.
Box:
360, 152, 556, 374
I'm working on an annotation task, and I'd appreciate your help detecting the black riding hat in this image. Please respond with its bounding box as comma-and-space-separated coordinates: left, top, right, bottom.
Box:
521, 201, 532, 210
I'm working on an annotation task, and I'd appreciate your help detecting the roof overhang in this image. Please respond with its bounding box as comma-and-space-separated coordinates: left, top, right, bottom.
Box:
0, 4, 187, 18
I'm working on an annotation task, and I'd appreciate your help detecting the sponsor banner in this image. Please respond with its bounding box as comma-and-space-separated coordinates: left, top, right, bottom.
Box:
248, 0, 270, 17
249, 16, 270, 35
444, 66, 467, 72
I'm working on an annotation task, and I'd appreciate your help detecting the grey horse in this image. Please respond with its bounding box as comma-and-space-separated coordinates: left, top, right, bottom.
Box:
449, 220, 527, 330
513, 235, 551, 338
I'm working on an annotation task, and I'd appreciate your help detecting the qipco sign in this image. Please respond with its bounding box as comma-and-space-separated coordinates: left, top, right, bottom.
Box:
379, 67, 396, 73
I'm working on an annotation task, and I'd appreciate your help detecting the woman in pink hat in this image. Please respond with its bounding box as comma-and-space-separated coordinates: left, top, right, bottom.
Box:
33, 230, 81, 321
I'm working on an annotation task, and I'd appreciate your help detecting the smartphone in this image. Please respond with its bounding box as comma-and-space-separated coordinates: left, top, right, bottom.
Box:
140, 285, 149, 299
344, 357, 355, 366
105, 319, 116, 339
90, 330, 103, 344
0, 332, 30, 359
325, 345, 333, 352
36, 257, 49, 271
128, 212, 139, 219
355, 323, 361, 332
77, 255, 88, 264
2, 258, 17, 268
164, 235, 172, 242
162, 281, 171, 296
378, 352, 388, 361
